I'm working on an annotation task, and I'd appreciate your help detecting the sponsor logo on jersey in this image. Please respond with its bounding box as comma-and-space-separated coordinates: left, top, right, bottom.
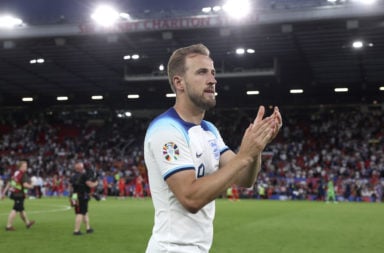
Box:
196, 152, 203, 158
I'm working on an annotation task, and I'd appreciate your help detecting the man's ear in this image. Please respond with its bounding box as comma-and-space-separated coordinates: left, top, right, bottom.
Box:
173, 75, 184, 91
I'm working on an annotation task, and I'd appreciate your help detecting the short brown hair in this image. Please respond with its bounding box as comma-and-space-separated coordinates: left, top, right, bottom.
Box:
167, 44, 210, 92
17, 160, 28, 170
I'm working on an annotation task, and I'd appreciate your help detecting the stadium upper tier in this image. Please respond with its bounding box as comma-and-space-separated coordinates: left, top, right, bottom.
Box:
0, 0, 383, 108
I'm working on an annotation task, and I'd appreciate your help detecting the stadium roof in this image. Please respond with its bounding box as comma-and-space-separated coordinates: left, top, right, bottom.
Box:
0, 0, 384, 110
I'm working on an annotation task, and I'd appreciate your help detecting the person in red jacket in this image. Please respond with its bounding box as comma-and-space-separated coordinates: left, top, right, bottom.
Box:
134, 175, 144, 198
3, 160, 35, 231
102, 176, 109, 200
118, 176, 126, 199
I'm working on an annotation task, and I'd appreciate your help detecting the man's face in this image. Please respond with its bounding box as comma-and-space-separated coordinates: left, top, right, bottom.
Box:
75, 163, 84, 173
183, 54, 217, 110
20, 162, 27, 171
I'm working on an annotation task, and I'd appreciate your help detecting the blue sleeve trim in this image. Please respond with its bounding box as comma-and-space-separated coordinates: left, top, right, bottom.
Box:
220, 147, 230, 155
163, 167, 195, 181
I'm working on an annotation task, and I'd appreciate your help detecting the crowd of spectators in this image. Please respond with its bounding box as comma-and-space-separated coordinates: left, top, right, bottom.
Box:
0, 104, 383, 203
0, 108, 150, 199
228, 105, 383, 202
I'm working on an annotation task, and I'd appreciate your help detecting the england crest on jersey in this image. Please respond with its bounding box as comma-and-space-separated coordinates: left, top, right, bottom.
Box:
209, 139, 220, 160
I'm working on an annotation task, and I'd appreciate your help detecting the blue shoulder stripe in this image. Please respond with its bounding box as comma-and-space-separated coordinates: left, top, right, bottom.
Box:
146, 108, 196, 144
201, 120, 219, 138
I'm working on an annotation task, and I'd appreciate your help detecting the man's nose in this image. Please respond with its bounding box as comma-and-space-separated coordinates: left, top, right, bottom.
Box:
208, 75, 217, 84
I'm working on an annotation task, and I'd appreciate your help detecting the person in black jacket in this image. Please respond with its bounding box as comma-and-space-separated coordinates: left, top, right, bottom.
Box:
69, 161, 98, 235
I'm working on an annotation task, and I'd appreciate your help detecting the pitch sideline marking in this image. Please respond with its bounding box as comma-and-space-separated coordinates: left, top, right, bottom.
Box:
0, 202, 71, 216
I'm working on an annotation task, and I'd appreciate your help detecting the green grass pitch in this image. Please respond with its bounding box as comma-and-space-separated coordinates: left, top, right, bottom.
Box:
1, 198, 383, 253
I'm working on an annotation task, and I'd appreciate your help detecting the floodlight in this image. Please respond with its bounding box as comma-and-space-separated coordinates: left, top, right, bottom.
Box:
131, 54, 140, 60
358, 0, 376, 4
222, 0, 252, 19
202, 7, 212, 13
119, 12, 130, 20
127, 94, 140, 99
91, 5, 119, 27
22, 97, 34, 102
334, 88, 348, 92
57, 96, 69, 101
352, 40, 363, 49
246, 90, 260, 95
0, 15, 23, 29
290, 89, 304, 94
91, 95, 103, 100
212, 6, 222, 12
235, 48, 245, 55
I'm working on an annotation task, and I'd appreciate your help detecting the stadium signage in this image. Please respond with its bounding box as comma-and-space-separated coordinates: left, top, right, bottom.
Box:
79, 15, 258, 34
1, 5, 383, 40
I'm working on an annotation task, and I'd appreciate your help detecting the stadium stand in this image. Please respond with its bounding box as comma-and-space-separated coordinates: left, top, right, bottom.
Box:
0, 104, 383, 202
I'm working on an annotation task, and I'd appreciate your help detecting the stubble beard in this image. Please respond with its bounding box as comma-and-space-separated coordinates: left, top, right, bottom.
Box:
189, 91, 216, 111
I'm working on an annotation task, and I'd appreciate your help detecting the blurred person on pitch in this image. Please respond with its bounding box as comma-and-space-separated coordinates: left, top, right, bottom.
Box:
35, 174, 44, 198
69, 161, 98, 235
0, 175, 4, 199
144, 43, 282, 253
2, 160, 35, 231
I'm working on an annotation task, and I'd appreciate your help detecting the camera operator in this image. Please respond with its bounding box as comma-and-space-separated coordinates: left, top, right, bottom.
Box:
69, 161, 98, 235
85, 166, 102, 201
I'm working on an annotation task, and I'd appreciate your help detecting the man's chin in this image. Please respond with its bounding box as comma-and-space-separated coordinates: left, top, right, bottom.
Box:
203, 100, 216, 110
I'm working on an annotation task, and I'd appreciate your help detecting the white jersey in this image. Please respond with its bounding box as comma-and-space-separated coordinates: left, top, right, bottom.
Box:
144, 108, 229, 253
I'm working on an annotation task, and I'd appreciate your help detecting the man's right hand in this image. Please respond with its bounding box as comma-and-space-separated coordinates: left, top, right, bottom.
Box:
237, 106, 277, 159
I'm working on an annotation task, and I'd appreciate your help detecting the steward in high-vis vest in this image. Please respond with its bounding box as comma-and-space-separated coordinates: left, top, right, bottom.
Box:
3, 160, 35, 231
10, 168, 28, 198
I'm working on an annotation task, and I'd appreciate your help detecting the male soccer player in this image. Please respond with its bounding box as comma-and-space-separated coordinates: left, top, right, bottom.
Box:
144, 44, 282, 252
